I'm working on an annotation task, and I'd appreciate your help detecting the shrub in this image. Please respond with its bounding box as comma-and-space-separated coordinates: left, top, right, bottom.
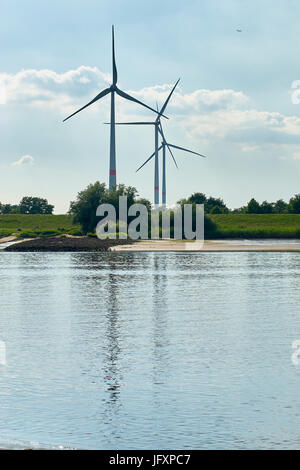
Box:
87, 232, 97, 238
39, 230, 60, 237
19, 231, 38, 238
67, 229, 83, 236
210, 205, 222, 214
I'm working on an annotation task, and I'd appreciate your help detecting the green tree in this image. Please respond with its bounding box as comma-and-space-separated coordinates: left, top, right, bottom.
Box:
103, 184, 138, 218
69, 182, 107, 233
1, 204, 12, 214
1, 204, 20, 214
232, 206, 247, 213
274, 199, 288, 213
246, 198, 260, 214
135, 197, 152, 212
210, 205, 222, 214
69, 182, 151, 234
189, 192, 207, 205
206, 197, 228, 213
288, 194, 300, 213
260, 200, 274, 214
19, 197, 54, 214
179, 193, 228, 214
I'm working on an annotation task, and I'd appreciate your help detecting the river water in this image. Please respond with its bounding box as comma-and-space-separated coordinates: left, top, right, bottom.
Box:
0, 251, 300, 449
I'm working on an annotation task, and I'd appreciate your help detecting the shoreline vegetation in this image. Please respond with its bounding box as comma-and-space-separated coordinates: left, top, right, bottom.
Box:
3, 236, 300, 253
210, 213, 300, 238
1, 214, 300, 243
2, 186, 300, 250
3, 236, 134, 252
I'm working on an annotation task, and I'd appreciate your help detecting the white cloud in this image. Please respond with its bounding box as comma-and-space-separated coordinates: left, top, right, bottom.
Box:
2, 66, 300, 151
131, 85, 249, 113
242, 145, 260, 152
0, 66, 110, 113
0, 81, 6, 104
12, 155, 34, 166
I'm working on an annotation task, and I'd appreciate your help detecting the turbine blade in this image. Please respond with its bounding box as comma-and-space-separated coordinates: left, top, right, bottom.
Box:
168, 143, 206, 158
104, 121, 154, 125
112, 25, 118, 85
157, 78, 180, 121
166, 143, 178, 168
63, 88, 111, 122
158, 122, 167, 141
158, 123, 178, 168
136, 145, 163, 172
116, 88, 168, 119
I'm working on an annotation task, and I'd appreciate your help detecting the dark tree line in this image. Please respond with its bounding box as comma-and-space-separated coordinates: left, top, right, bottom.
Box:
69, 183, 217, 237
178, 192, 300, 214
178, 193, 229, 214
0, 197, 54, 214
233, 195, 300, 214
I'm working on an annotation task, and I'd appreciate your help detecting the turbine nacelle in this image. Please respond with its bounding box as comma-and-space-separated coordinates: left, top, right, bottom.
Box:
63, 27, 167, 124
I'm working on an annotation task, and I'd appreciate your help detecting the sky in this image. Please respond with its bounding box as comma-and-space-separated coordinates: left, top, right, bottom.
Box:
1, 0, 300, 213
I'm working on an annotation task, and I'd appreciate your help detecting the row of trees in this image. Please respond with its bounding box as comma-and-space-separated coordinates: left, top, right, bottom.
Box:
233, 195, 300, 214
69, 184, 300, 235
0, 197, 54, 214
178, 192, 300, 214
69, 182, 217, 237
178, 193, 229, 214
2, 186, 300, 221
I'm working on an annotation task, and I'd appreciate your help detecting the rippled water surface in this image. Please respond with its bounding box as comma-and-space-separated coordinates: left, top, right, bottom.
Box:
0, 251, 300, 449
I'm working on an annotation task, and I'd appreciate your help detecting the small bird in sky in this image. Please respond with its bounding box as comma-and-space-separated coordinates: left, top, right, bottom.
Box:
236, 28, 242, 32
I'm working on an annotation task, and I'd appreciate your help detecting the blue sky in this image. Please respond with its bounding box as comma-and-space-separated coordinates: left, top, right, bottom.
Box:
1, 0, 300, 212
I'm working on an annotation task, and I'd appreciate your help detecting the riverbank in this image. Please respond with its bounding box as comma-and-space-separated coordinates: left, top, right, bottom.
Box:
3, 236, 134, 252
109, 239, 300, 252
3, 236, 300, 252
0, 214, 81, 238
210, 213, 300, 238
2, 214, 300, 239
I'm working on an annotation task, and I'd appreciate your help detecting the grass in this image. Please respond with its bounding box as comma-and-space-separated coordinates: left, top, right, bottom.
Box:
2, 213, 300, 240
0, 214, 82, 238
210, 214, 300, 238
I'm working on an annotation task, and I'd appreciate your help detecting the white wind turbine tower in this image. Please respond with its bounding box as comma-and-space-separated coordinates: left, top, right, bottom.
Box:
136, 122, 206, 206
107, 79, 180, 205
63, 26, 166, 189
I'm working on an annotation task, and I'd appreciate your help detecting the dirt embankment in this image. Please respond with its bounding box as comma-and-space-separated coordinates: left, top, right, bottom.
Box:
4, 236, 134, 252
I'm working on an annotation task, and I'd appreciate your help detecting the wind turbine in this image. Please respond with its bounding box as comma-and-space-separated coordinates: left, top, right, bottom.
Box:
106, 79, 180, 205
136, 124, 206, 206
63, 26, 166, 189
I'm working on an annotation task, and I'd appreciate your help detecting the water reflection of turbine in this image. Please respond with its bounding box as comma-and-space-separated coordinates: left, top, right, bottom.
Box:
151, 255, 170, 406
70, 253, 123, 441
102, 259, 123, 432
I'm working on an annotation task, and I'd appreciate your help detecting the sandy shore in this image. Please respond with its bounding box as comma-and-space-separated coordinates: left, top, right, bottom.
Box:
109, 239, 300, 252
2, 236, 300, 252
0, 236, 18, 244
